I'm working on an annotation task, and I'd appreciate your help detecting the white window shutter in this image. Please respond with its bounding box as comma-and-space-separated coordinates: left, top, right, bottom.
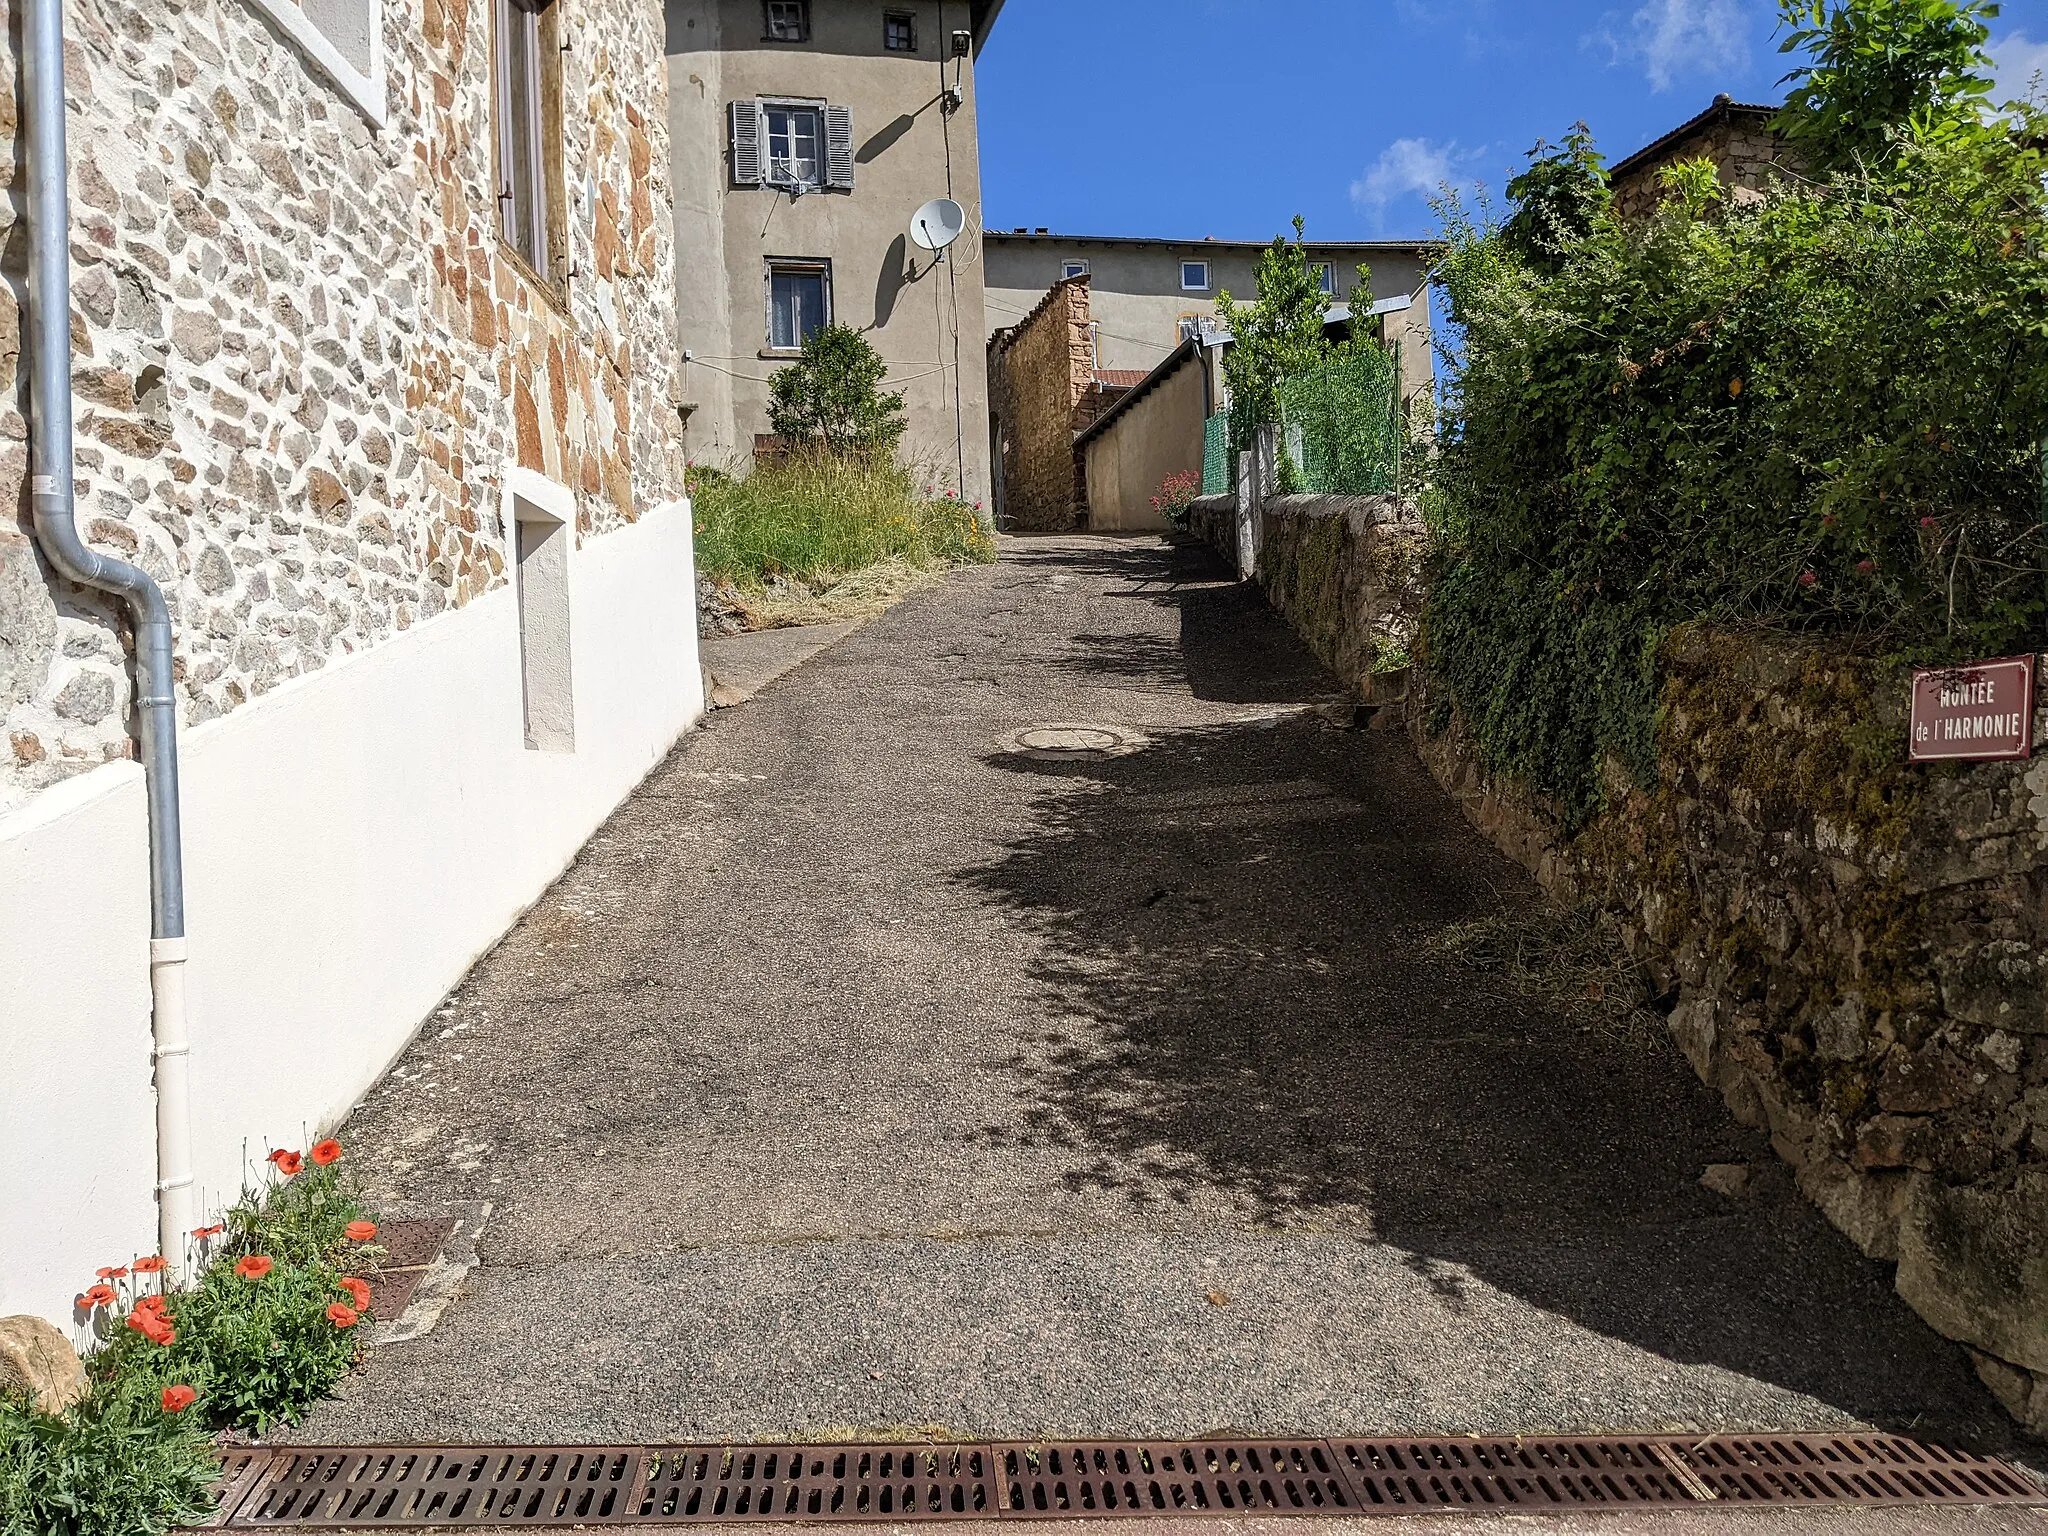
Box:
730, 100, 763, 186
824, 105, 854, 190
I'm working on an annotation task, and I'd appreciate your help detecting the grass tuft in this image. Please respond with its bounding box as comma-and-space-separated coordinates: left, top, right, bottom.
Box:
691, 453, 993, 620
0, 1377, 217, 1536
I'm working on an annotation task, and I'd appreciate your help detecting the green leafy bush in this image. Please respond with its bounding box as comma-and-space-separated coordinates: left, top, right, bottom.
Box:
767, 324, 908, 453
693, 451, 993, 590
1425, 12, 2048, 823
0, 1378, 217, 1536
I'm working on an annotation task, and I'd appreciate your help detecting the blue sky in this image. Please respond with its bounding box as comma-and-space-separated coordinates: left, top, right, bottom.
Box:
974, 0, 2048, 246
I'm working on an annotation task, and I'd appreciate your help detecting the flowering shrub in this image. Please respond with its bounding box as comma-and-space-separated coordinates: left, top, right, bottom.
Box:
1150, 470, 1200, 528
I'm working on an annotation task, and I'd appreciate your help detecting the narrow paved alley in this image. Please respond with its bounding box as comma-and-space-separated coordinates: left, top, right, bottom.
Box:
301, 537, 2021, 1459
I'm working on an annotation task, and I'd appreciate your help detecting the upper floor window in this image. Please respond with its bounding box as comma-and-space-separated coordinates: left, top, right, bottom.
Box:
766, 104, 822, 187
1062, 260, 1089, 280
493, 0, 563, 282
730, 99, 856, 191
1317, 262, 1337, 296
764, 0, 810, 41
1181, 261, 1210, 292
885, 11, 917, 50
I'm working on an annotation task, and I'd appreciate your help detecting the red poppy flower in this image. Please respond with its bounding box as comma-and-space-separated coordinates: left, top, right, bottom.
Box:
161, 1385, 197, 1413
310, 1138, 343, 1166
95, 1266, 128, 1281
79, 1285, 117, 1310
344, 1221, 377, 1243
1798, 570, 1818, 587
191, 1222, 227, 1239
268, 1149, 304, 1177
326, 1303, 360, 1328
338, 1276, 372, 1311
126, 1309, 174, 1344
131, 1255, 167, 1274
234, 1255, 275, 1280
136, 1294, 170, 1317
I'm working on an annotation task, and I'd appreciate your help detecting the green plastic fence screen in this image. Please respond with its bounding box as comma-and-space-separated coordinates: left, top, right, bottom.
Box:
1202, 345, 1401, 499
1276, 345, 1401, 496
1202, 411, 1233, 496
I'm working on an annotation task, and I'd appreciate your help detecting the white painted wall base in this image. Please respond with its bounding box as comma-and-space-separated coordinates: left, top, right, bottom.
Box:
0, 499, 703, 1326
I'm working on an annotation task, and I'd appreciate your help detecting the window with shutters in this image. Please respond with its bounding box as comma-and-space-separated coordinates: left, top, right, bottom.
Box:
884, 11, 917, 50
766, 260, 832, 351
763, 0, 810, 41
730, 99, 855, 192
766, 104, 822, 187
493, 0, 565, 284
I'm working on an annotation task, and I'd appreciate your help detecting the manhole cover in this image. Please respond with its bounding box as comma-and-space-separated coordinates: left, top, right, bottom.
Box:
1006, 724, 1144, 761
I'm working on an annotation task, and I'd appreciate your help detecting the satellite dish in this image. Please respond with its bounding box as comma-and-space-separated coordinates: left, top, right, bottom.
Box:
910, 198, 966, 253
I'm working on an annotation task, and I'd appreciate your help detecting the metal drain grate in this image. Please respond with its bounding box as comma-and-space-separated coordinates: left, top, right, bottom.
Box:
998, 1442, 1357, 1517
214, 1434, 2045, 1526
634, 1445, 996, 1522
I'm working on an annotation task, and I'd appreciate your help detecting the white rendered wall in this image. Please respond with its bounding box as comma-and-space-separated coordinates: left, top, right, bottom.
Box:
0, 497, 703, 1326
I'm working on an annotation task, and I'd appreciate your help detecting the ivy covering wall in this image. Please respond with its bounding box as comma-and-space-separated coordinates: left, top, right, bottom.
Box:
1424, 0, 2048, 825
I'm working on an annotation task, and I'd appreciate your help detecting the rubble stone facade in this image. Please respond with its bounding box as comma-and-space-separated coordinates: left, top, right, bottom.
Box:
0, 0, 687, 813
986, 274, 1092, 532
1610, 98, 1801, 221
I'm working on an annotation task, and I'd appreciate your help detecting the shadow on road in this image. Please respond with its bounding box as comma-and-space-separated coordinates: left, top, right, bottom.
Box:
955, 538, 2020, 1454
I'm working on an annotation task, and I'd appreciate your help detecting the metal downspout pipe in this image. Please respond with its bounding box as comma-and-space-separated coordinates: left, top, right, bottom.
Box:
24, 0, 196, 1278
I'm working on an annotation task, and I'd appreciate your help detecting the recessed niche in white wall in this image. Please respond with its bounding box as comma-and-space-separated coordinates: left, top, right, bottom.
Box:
513, 494, 576, 754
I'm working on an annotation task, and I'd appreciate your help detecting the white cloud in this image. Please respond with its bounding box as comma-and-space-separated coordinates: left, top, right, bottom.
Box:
1591, 0, 1751, 93
1991, 30, 2048, 104
1351, 138, 1475, 218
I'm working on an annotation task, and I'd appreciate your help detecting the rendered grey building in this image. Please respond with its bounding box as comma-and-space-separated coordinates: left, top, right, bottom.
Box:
665, 0, 1002, 502
984, 231, 1438, 411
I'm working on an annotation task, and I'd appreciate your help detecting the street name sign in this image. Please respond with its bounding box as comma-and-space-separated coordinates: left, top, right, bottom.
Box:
1908, 654, 2035, 763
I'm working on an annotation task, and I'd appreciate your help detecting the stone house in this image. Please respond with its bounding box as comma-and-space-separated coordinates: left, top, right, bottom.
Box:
983, 232, 1437, 413
1, 0, 702, 1326
984, 274, 1094, 531
664, 0, 1002, 503
1608, 94, 1802, 219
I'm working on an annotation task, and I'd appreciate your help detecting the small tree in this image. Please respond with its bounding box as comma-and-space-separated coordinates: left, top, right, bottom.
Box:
1774, 0, 2001, 174
1215, 217, 1333, 452
768, 324, 908, 454
1501, 123, 1612, 272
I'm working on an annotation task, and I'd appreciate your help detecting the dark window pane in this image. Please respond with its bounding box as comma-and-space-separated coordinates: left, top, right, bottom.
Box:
499, 0, 549, 273
765, 0, 807, 40
885, 13, 915, 48
770, 268, 827, 348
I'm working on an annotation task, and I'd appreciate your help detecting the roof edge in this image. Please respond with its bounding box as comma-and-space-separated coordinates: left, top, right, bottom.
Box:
1608, 94, 1781, 180
1074, 335, 1202, 452
985, 232, 1441, 255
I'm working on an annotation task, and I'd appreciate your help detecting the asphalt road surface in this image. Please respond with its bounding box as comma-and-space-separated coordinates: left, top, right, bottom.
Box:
298, 536, 2035, 1507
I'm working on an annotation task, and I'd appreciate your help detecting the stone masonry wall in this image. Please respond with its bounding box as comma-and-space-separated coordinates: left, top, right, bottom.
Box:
1612, 109, 1800, 222
0, 0, 686, 813
987, 274, 1091, 533
1220, 491, 2048, 1438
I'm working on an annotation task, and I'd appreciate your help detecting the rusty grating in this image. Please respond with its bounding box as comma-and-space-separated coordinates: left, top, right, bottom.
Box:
360, 1218, 459, 1324
214, 1433, 2044, 1526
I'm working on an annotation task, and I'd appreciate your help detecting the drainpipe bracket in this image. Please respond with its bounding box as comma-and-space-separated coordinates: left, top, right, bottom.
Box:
150, 937, 188, 963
